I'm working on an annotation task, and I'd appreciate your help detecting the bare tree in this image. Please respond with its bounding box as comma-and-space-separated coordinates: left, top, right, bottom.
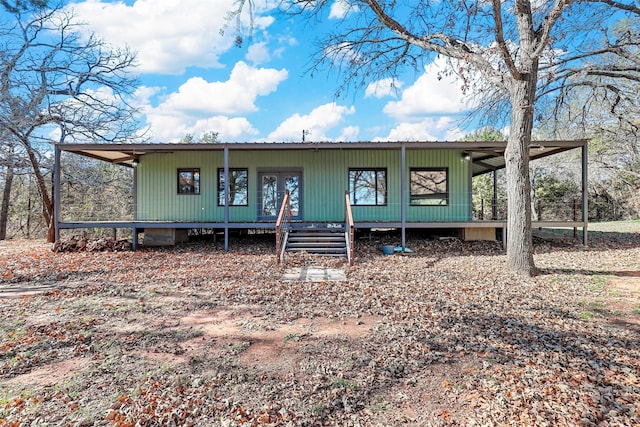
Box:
0, 2, 141, 242
232, 1, 640, 275
0, 133, 18, 239
537, 39, 640, 221
179, 131, 220, 143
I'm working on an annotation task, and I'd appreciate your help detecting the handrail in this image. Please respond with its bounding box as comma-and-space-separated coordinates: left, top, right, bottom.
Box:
344, 190, 355, 266
275, 190, 291, 265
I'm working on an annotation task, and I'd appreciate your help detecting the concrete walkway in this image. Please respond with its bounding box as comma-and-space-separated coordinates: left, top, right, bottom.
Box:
283, 266, 347, 282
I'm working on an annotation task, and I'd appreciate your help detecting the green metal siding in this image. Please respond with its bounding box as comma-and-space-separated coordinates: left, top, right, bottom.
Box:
136, 148, 471, 223
136, 151, 224, 221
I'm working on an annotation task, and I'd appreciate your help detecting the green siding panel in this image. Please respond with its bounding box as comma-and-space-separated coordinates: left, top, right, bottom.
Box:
136, 148, 471, 223
137, 152, 223, 221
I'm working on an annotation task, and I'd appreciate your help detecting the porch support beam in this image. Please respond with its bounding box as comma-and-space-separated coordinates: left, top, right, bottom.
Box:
400, 144, 406, 248
224, 146, 230, 251
492, 171, 498, 220
582, 143, 588, 245
468, 151, 473, 221
132, 163, 138, 251
53, 144, 61, 243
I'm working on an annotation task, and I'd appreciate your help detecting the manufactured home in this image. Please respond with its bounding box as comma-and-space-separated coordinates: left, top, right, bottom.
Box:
54, 140, 589, 263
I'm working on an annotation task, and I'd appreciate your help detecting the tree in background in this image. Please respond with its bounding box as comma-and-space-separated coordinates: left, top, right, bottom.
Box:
5, 154, 49, 239
587, 122, 640, 221
233, 1, 640, 276
59, 155, 133, 224
0, 1, 141, 242
0, 131, 20, 239
180, 131, 220, 144
534, 17, 640, 222
530, 172, 580, 221
463, 128, 506, 221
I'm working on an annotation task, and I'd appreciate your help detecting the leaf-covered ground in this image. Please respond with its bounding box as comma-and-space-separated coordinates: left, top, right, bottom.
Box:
1, 229, 639, 426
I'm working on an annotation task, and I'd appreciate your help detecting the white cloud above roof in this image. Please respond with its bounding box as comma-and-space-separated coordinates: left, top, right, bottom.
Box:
69, 0, 273, 74
337, 125, 360, 141
266, 102, 356, 142
138, 62, 287, 142
383, 57, 472, 119
152, 62, 287, 116
145, 113, 258, 142
374, 117, 461, 142
65, 0, 475, 142
188, 116, 259, 141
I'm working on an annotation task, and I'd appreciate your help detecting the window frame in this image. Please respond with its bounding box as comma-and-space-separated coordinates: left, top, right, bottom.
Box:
409, 167, 449, 206
217, 168, 249, 207
177, 168, 201, 195
348, 168, 387, 206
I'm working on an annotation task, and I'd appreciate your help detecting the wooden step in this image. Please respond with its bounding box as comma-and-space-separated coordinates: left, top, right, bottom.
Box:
290, 222, 345, 231
285, 227, 348, 257
288, 236, 345, 242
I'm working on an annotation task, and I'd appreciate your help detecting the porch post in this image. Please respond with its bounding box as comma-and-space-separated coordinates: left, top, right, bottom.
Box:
400, 144, 406, 248
53, 144, 61, 243
132, 162, 138, 251
492, 170, 498, 220
582, 142, 588, 245
224, 146, 230, 251
468, 152, 473, 221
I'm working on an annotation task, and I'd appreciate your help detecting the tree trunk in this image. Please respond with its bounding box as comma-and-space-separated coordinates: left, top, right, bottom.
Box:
23, 143, 55, 242
505, 77, 537, 276
46, 209, 55, 242
0, 163, 14, 240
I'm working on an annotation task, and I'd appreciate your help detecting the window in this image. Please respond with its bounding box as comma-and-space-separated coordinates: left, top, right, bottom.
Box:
177, 168, 200, 195
218, 168, 248, 206
349, 169, 387, 206
410, 168, 448, 206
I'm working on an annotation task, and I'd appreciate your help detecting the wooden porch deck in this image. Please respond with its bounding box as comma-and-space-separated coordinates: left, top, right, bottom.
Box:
57, 219, 589, 250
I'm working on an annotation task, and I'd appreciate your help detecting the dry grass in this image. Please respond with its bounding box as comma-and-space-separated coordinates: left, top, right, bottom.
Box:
1, 225, 639, 426
589, 219, 640, 233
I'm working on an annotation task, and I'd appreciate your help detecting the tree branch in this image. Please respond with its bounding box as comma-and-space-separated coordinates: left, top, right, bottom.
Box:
492, 0, 521, 79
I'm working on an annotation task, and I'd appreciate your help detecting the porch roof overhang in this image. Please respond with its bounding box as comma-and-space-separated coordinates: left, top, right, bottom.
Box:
55, 139, 588, 176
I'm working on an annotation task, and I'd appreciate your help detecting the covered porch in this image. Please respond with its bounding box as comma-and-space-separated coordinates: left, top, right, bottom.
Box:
53, 140, 589, 254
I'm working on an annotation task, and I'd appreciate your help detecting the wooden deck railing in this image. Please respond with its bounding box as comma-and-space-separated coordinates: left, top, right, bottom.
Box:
344, 190, 355, 266
275, 190, 291, 265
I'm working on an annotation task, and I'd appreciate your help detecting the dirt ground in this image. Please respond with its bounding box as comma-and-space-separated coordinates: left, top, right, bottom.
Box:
1, 228, 639, 426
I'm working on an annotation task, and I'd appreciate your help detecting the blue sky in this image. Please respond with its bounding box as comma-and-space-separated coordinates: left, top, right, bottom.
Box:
65, 0, 474, 143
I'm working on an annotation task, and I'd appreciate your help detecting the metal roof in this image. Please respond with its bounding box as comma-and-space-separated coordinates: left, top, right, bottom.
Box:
56, 140, 587, 176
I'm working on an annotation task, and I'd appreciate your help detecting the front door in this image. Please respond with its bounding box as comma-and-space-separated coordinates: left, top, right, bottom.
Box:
259, 171, 302, 220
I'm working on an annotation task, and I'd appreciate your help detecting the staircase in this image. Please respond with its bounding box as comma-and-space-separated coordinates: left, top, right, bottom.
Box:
284, 223, 348, 258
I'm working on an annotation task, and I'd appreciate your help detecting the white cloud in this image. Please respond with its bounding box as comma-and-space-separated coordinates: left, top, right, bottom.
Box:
383, 57, 472, 119
329, 0, 358, 19
137, 62, 287, 141
267, 102, 356, 142
374, 117, 458, 142
69, 0, 275, 74
246, 42, 271, 65
443, 127, 466, 141
188, 116, 259, 142
337, 125, 360, 141
365, 78, 402, 99
152, 62, 287, 116
145, 112, 259, 143
131, 85, 160, 108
